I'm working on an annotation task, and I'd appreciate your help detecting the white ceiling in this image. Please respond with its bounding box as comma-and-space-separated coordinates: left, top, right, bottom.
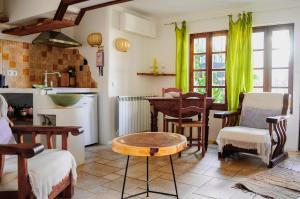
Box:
121, 0, 300, 18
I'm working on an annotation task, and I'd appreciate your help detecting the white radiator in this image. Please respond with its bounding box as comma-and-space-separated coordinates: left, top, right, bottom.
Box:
116, 96, 152, 136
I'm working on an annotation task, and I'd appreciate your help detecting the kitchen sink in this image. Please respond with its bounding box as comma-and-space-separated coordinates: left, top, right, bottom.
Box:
48, 94, 83, 107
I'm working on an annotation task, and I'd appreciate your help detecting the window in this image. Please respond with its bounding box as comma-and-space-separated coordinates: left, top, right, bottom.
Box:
252, 24, 294, 96
190, 24, 294, 110
190, 31, 227, 109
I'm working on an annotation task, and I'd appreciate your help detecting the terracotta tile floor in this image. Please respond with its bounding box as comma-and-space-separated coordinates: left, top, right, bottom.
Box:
75, 145, 300, 199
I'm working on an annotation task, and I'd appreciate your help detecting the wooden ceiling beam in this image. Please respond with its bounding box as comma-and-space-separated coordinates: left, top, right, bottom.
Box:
75, 0, 133, 25
3, 0, 134, 36
53, 1, 69, 20
2, 19, 75, 36
54, 0, 90, 20
62, 0, 90, 5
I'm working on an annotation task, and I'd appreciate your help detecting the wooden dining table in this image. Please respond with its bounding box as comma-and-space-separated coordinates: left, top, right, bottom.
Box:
146, 96, 213, 150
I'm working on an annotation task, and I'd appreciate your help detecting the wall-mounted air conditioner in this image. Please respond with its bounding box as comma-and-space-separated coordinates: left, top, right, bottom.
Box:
120, 12, 157, 38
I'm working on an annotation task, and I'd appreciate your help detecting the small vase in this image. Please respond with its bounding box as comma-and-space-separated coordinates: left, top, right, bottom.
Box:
152, 58, 159, 75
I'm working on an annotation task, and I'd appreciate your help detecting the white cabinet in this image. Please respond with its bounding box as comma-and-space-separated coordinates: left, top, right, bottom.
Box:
77, 95, 98, 146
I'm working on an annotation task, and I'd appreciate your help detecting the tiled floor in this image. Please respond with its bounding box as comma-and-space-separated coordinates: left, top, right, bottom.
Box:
75, 145, 300, 199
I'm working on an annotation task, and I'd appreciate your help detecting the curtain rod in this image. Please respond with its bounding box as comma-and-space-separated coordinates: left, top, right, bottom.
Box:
163, 5, 300, 26
163, 11, 250, 26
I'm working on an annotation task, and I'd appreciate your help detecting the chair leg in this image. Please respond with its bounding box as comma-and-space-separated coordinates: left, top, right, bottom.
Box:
172, 123, 175, 133
166, 120, 169, 132
163, 119, 166, 132
61, 182, 74, 198
197, 127, 201, 151
189, 127, 193, 147
201, 127, 206, 157
177, 126, 183, 158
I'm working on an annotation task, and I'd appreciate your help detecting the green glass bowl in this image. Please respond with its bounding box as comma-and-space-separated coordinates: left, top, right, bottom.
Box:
48, 94, 83, 107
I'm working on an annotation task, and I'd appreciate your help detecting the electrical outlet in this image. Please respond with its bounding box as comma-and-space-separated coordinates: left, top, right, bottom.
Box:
7, 70, 18, 77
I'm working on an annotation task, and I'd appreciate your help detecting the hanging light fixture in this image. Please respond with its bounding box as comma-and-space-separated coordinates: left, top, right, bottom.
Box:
115, 38, 131, 52
87, 33, 104, 76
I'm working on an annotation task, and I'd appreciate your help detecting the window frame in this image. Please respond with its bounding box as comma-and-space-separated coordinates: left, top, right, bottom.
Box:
189, 24, 294, 111
189, 30, 228, 110
252, 24, 294, 96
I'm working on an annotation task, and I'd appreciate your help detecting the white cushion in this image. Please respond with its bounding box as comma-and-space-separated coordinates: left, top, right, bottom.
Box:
218, 126, 270, 144
0, 149, 77, 198
217, 126, 272, 164
242, 92, 284, 111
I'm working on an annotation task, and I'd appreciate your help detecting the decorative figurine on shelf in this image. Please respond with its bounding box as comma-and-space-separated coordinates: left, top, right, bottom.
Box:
152, 58, 159, 75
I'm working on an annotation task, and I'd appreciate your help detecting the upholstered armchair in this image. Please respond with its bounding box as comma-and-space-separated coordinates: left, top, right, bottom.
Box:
214, 92, 289, 168
0, 125, 83, 199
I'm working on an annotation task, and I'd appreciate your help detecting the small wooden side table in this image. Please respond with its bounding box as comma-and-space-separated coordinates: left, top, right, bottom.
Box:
112, 132, 187, 199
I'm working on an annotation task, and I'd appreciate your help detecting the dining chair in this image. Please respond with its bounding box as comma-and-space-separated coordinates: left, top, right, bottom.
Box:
172, 92, 207, 157
162, 88, 182, 132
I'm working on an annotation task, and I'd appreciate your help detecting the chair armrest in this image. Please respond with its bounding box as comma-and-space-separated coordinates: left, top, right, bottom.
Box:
214, 111, 239, 119
0, 143, 44, 158
266, 115, 289, 124
11, 125, 84, 136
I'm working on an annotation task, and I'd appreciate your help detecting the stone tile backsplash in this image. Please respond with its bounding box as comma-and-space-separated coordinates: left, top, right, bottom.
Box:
0, 39, 97, 88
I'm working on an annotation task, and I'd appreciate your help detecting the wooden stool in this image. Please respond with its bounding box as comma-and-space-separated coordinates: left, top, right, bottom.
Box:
112, 132, 187, 199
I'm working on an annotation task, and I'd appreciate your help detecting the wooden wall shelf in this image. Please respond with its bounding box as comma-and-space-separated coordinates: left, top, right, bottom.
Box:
137, 72, 176, 76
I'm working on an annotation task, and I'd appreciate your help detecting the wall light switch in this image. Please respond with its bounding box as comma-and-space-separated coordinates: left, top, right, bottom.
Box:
7, 70, 18, 77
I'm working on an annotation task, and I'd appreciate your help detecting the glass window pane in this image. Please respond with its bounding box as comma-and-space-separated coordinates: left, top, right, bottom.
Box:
212, 36, 226, 52
272, 88, 288, 94
212, 71, 225, 86
194, 55, 206, 69
272, 49, 290, 68
194, 38, 206, 53
194, 88, 206, 94
253, 69, 263, 87
212, 53, 225, 69
272, 30, 290, 50
212, 88, 225, 104
253, 87, 263, 93
252, 32, 264, 50
272, 69, 288, 87
194, 71, 206, 86
253, 51, 264, 68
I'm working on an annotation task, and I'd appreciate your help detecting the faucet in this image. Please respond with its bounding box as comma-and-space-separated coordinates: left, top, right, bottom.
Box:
44, 70, 62, 87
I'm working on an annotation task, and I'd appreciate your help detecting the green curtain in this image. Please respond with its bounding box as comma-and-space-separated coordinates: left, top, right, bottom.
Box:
226, 13, 253, 111
175, 21, 189, 92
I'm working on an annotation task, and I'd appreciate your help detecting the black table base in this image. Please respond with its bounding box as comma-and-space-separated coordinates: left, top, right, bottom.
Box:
121, 155, 179, 199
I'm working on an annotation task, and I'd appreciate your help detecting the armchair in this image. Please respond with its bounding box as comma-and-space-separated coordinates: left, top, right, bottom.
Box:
0, 125, 83, 199
214, 92, 289, 168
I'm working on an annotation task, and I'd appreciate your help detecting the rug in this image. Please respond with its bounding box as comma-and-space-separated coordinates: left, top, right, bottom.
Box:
234, 166, 300, 199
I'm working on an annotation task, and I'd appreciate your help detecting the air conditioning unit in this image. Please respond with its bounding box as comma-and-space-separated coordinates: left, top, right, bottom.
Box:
120, 12, 157, 38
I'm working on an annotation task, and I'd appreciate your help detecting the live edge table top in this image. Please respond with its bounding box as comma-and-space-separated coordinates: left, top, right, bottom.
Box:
112, 132, 187, 157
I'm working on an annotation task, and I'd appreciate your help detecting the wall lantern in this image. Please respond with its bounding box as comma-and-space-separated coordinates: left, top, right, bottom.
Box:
87, 33, 104, 76
115, 38, 131, 52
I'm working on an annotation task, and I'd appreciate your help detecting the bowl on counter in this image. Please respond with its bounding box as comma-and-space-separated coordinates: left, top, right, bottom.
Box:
48, 94, 83, 107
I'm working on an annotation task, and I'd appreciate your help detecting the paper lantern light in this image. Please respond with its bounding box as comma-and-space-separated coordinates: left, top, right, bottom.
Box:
87, 33, 102, 47
115, 38, 131, 52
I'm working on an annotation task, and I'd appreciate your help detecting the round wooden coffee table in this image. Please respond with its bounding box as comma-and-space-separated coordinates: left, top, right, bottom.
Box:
112, 132, 187, 199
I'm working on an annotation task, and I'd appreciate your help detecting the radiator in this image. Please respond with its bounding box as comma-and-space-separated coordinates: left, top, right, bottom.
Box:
116, 96, 152, 136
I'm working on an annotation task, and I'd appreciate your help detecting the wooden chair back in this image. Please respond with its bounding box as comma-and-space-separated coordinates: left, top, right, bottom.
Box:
162, 88, 182, 97
178, 92, 207, 124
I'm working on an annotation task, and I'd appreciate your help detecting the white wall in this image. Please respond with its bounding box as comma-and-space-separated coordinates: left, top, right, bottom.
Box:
73, 8, 109, 144
145, 6, 300, 151
74, 4, 300, 151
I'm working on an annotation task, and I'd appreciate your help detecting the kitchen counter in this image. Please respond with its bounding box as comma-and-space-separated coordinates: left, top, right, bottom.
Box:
0, 87, 99, 94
